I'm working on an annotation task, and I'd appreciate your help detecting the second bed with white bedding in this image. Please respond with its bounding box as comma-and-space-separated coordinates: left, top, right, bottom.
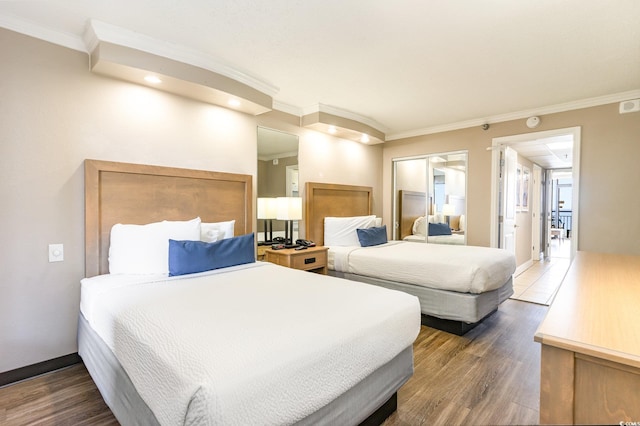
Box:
80, 261, 421, 425
329, 241, 515, 294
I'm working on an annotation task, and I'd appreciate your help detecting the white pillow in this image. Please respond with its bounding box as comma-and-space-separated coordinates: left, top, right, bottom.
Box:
428, 214, 444, 224
324, 215, 376, 247
200, 220, 235, 242
109, 217, 201, 274
412, 216, 426, 236
459, 214, 466, 232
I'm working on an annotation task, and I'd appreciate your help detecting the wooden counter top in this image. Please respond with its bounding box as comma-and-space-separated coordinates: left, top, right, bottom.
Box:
534, 251, 640, 369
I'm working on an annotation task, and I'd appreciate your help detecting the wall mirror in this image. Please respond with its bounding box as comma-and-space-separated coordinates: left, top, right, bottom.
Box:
393, 151, 467, 245
256, 126, 299, 244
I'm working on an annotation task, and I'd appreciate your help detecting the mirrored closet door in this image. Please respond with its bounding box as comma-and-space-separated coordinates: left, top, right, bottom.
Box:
393, 151, 467, 245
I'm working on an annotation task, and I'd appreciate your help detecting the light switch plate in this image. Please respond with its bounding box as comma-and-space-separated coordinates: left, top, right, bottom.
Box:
49, 244, 64, 262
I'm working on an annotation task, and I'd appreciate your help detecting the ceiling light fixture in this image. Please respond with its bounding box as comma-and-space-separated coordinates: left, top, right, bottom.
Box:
144, 75, 162, 84
86, 21, 274, 116
228, 99, 241, 107
546, 141, 573, 150
301, 104, 386, 145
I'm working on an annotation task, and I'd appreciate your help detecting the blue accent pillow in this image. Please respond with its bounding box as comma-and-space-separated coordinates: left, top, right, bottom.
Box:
168, 233, 255, 276
428, 222, 452, 236
356, 225, 388, 247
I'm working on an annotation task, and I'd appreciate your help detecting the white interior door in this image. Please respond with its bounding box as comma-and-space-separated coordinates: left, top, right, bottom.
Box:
500, 147, 517, 255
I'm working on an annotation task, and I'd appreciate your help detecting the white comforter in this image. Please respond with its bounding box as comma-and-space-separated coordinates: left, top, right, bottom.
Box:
80, 262, 420, 426
330, 241, 515, 294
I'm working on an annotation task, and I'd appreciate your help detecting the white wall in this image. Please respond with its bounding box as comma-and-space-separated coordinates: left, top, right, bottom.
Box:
0, 29, 383, 373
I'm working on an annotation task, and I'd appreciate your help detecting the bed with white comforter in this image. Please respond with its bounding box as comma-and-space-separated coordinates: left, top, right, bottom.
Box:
330, 241, 515, 294
80, 261, 421, 425
327, 241, 516, 332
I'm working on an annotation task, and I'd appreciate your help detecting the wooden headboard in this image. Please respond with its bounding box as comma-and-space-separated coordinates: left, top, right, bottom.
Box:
304, 182, 372, 246
399, 190, 428, 239
84, 159, 252, 277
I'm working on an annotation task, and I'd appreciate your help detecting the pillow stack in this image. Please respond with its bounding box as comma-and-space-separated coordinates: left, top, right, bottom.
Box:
108, 217, 254, 276
324, 215, 387, 247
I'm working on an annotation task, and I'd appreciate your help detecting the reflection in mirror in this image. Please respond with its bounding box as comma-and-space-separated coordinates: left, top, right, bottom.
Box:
257, 127, 299, 244
393, 151, 467, 245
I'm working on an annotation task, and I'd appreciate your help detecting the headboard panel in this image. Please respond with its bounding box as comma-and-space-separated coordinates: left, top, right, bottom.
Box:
304, 182, 372, 246
399, 190, 428, 239
85, 159, 252, 277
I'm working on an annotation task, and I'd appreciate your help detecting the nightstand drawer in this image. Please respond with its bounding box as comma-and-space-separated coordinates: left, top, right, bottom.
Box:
290, 250, 327, 271
264, 246, 329, 274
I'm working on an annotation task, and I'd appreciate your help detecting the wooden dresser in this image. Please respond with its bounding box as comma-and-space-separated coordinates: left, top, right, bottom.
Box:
535, 251, 640, 424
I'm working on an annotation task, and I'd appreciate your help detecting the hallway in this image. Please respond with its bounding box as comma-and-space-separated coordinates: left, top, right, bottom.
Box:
511, 236, 571, 305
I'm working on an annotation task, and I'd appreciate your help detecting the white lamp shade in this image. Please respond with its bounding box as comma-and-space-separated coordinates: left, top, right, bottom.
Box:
442, 203, 455, 216
276, 197, 302, 220
257, 198, 278, 219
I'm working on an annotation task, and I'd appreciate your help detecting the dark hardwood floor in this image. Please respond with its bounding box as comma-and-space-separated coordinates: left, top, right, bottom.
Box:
0, 299, 546, 426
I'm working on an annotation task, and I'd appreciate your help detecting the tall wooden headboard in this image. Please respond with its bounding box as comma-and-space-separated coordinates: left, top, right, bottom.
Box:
399, 190, 428, 239
85, 159, 252, 277
304, 182, 372, 246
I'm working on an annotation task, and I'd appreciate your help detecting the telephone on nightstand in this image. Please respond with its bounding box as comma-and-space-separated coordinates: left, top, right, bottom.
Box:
296, 239, 316, 247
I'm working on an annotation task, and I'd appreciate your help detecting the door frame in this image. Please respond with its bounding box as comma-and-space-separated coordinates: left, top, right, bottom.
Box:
490, 126, 581, 260
531, 164, 543, 260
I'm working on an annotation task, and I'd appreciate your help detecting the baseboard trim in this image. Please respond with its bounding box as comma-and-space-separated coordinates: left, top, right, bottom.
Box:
0, 353, 81, 388
515, 259, 534, 277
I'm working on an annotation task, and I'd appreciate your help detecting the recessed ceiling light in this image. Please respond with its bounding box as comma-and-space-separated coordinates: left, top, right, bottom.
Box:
228, 99, 241, 107
360, 134, 370, 143
546, 141, 572, 150
328, 125, 337, 134
144, 75, 162, 84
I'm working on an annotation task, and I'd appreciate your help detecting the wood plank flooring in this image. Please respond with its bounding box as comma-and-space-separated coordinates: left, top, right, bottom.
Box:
384, 299, 546, 425
0, 299, 546, 426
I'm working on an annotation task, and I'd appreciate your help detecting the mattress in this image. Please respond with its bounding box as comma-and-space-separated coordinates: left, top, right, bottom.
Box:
329, 241, 515, 294
80, 262, 421, 425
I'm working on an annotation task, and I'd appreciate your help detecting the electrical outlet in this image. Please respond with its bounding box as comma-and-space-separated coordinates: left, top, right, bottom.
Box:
49, 244, 64, 262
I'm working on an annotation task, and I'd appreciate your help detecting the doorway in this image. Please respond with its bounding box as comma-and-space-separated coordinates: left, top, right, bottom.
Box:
490, 126, 580, 261
490, 127, 580, 305
547, 169, 573, 260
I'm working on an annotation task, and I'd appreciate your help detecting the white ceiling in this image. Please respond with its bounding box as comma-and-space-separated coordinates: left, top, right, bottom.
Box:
509, 134, 573, 169
1, 1, 639, 139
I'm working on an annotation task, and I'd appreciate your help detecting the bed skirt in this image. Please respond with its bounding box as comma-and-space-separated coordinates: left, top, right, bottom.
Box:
78, 313, 413, 425
329, 271, 513, 327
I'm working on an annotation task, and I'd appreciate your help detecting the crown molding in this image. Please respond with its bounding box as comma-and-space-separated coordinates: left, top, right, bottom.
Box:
85, 20, 279, 97
0, 16, 279, 98
0, 13, 86, 52
302, 103, 388, 134
387, 89, 640, 141
272, 100, 302, 117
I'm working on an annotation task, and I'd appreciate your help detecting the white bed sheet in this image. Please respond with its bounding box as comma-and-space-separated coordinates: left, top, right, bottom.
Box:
329, 241, 515, 294
80, 262, 420, 426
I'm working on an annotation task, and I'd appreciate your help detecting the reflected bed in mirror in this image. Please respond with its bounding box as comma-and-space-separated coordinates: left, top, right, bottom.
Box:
257, 126, 299, 244
393, 151, 467, 245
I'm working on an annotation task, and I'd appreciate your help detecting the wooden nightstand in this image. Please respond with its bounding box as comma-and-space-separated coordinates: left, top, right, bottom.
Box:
264, 246, 328, 274
256, 244, 269, 261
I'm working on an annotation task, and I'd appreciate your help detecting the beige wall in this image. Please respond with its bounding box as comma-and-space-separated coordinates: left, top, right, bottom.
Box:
0, 29, 382, 373
383, 104, 640, 256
